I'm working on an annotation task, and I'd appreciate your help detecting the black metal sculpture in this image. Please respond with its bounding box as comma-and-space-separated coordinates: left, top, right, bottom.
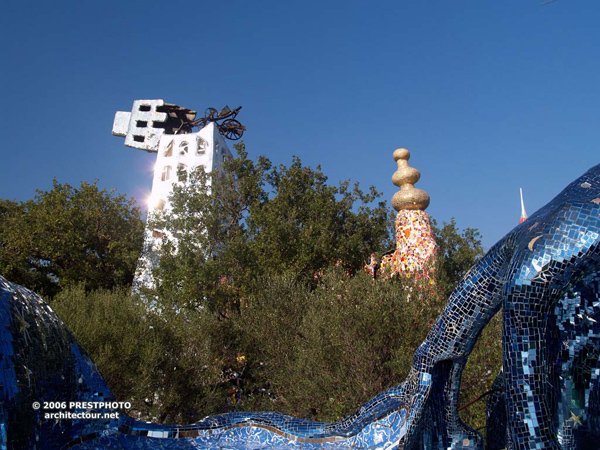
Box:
190, 106, 246, 140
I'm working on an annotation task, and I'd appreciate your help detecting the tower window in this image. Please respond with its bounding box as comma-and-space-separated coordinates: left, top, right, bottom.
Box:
197, 137, 208, 155
179, 141, 189, 155
164, 140, 173, 157
161, 165, 172, 181
177, 163, 187, 182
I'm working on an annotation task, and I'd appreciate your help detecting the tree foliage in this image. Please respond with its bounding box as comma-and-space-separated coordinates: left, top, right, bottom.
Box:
235, 269, 445, 419
55, 267, 501, 431
150, 144, 392, 310
6, 147, 495, 434
53, 285, 224, 424
0, 180, 144, 297
432, 218, 485, 297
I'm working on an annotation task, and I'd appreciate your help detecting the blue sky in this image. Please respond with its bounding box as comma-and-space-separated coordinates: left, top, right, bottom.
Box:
1, 0, 598, 249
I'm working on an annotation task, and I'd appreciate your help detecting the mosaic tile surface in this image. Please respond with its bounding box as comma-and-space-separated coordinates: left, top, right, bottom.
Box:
378, 210, 437, 279
486, 271, 600, 450
1, 163, 599, 449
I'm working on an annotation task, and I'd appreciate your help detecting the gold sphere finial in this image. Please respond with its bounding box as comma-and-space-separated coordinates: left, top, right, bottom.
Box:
393, 148, 410, 161
391, 148, 430, 211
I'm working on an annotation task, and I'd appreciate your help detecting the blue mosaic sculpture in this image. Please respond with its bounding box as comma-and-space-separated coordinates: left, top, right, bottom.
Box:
1, 164, 599, 449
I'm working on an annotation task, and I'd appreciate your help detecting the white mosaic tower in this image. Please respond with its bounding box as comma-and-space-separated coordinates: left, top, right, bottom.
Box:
112, 100, 233, 294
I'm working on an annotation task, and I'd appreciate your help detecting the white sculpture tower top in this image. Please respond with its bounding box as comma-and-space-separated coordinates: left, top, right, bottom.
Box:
112, 100, 244, 295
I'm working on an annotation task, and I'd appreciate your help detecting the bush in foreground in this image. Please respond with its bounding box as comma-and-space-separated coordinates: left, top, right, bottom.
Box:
53, 269, 501, 431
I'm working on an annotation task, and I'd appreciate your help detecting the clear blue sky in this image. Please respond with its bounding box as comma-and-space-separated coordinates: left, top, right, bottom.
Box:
1, 0, 598, 249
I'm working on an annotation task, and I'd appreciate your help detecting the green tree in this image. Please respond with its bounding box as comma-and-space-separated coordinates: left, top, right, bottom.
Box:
432, 218, 484, 297
151, 144, 392, 311
234, 269, 445, 420
53, 285, 224, 423
55, 268, 500, 429
141, 146, 495, 427
44, 147, 495, 431
0, 179, 144, 297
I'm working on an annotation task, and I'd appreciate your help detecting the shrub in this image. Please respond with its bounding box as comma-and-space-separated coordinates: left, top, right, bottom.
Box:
53, 265, 501, 432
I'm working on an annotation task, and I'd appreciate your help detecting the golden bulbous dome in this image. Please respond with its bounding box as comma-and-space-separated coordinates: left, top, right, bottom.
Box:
391, 148, 430, 211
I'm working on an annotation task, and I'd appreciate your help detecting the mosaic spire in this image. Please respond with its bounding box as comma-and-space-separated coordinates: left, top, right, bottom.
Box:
391, 148, 430, 211
376, 148, 437, 280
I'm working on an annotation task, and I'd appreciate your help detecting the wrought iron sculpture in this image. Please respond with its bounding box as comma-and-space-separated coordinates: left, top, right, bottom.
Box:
190, 106, 246, 141
1, 164, 599, 449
